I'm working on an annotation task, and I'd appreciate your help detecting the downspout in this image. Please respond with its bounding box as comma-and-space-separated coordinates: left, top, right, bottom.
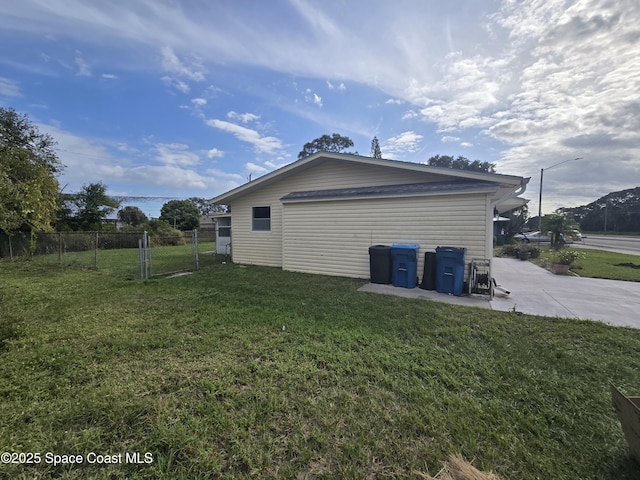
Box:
514, 177, 530, 197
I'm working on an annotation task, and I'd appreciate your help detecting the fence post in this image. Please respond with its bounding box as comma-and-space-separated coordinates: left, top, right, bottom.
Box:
8, 235, 13, 261
194, 228, 199, 270
138, 238, 143, 280
58, 231, 62, 263
143, 231, 150, 280
94, 232, 99, 269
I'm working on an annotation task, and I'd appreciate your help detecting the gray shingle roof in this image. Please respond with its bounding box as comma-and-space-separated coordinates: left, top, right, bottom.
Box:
280, 180, 498, 202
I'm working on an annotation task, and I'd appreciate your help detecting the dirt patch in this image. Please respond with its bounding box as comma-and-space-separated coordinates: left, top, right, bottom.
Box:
614, 262, 640, 269
414, 455, 502, 480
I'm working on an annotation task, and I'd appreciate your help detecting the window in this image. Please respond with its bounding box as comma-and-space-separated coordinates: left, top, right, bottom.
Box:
252, 206, 271, 231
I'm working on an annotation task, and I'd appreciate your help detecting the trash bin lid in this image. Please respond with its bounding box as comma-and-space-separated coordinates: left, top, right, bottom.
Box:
391, 243, 420, 250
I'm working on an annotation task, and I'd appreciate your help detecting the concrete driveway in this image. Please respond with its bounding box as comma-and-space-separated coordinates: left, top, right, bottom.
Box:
490, 257, 640, 328
359, 257, 640, 329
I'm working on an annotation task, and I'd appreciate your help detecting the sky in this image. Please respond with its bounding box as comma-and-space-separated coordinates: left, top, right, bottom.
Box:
1, 0, 639, 219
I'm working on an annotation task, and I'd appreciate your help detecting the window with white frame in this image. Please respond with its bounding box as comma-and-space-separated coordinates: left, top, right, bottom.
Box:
252, 206, 271, 231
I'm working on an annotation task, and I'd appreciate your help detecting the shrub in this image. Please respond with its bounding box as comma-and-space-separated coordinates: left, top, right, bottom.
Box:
501, 245, 518, 257
500, 244, 539, 259
553, 250, 585, 265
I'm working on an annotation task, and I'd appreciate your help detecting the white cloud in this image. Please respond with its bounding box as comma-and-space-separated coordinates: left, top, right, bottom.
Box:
382, 131, 424, 158
74, 50, 91, 76
154, 143, 200, 167
101, 73, 118, 79
161, 76, 190, 93
160, 46, 205, 81
206, 118, 283, 155
174, 80, 190, 93
304, 89, 322, 107
441, 135, 460, 143
205, 168, 242, 180
386, 98, 403, 105
0, 77, 20, 96
38, 123, 237, 195
263, 158, 290, 170
327, 80, 346, 91
206, 148, 223, 158
227, 111, 260, 123
191, 97, 207, 106
409, 52, 506, 131
402, 110, 418, 120
125, 165, 209, 189
460, 142, 473, 148
245, 162, 268, 173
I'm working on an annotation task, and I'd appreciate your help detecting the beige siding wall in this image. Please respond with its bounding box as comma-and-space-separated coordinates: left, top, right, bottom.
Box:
282, 193, 490, 279
229, 159, 457, 267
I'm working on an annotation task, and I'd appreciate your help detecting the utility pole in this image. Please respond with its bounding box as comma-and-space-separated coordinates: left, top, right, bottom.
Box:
538, 157, 583, 233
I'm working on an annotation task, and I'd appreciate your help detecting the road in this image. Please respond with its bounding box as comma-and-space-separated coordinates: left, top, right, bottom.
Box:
578, 234, 640, 255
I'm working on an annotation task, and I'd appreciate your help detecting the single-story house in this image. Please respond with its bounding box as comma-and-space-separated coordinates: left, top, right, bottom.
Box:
210, 152, 529, 281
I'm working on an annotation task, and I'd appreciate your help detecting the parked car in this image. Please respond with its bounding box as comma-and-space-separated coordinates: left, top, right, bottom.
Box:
514, 231, 574, 244
514, 231, 550, 243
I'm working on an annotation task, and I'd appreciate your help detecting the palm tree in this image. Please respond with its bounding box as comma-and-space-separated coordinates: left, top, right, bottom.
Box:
541, 213, 579, 249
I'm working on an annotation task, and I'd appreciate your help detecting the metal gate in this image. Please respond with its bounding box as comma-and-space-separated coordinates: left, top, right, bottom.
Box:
138, 229, 199, 280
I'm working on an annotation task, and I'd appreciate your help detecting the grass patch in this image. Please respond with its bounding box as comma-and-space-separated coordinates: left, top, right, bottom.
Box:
528, 247, 640, 282
18, 241, 218, 279
1, 255, 639, 479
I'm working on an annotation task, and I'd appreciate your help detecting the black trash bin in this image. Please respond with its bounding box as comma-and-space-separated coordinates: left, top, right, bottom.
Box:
369, 245, 392, 284
420, 251, 437, 290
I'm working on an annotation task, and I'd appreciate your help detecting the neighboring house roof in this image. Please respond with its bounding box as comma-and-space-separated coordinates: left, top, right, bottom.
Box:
280, 180, 500, 203
199, 214, 215, 225
210, 152, 529, 204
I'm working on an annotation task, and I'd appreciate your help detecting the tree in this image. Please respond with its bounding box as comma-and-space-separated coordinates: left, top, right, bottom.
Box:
541, 213, 579, 249
71, 182, 120, 231
118, 206, 148, 227
0, 108, 62, 233
427, 155, 496, 173
370, 136, 382, 159
160, 200, 200, 230
503, 205, 528, 239
187, 197, 226, 216
298, 133, 354, 160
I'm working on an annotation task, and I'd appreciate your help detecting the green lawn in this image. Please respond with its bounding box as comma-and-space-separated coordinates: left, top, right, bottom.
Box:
1, 255, 640, 479
530, 247, 640, 282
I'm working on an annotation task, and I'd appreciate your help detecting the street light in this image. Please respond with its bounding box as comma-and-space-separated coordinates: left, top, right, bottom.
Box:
538, 157, 583, 233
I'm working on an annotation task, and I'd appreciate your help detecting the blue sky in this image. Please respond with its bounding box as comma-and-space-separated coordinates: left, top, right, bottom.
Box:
1, 0, 639, 218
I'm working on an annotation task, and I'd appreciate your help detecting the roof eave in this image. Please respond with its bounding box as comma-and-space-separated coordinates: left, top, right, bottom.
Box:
210, 152, 528, 204
281, 185, 500, 204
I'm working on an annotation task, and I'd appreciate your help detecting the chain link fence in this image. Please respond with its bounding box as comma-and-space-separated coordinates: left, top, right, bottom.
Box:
140, 230, 199, 279
1, 230, 212, 279
1, 231, 142, 277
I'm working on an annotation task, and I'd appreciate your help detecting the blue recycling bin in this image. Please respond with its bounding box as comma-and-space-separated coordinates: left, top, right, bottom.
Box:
390, 243, 420, 288
435, 246, 466, 295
